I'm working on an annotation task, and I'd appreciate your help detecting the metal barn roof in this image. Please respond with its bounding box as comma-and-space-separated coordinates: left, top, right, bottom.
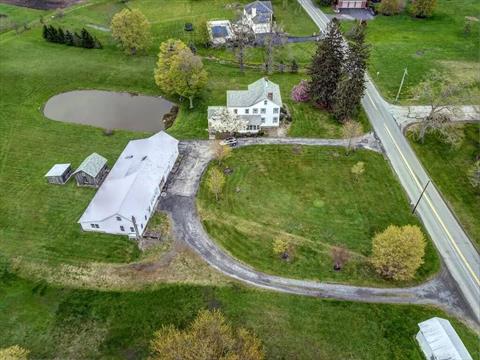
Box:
74, 153, 107, 177
44, 163, 71, 177
417, 317, 473, 360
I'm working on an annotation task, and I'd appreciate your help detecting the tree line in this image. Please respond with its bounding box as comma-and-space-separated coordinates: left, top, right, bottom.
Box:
42, 25, 102, 49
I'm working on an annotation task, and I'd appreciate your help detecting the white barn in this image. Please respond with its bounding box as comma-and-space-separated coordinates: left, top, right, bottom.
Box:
78, 132, 178, 238
416, 317, 473, 360
208, 77, 282, 135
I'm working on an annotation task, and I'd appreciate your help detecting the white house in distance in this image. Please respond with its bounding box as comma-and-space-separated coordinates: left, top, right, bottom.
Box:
78, 131, 178, 238
416, 317, 473, 360
243, 1, 274, 34
208, 77, 283, 135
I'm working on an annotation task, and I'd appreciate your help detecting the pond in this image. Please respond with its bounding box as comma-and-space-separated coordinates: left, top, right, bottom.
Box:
44, 90, 175, 132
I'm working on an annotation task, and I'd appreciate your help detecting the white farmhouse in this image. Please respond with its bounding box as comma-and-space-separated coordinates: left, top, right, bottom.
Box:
416, 317, 473, 360
78, 131, 178, 238
243, 1, 273, 34
208, 77, 283, 135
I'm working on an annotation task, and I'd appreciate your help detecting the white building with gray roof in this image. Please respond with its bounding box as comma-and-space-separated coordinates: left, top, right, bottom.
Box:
208, 77, 282, 135
243, 1, 273, 34
416, 317, 473, 360
78, 132, 178, 238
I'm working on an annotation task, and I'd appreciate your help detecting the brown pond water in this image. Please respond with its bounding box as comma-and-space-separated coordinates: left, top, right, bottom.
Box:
44, 90, 174, 132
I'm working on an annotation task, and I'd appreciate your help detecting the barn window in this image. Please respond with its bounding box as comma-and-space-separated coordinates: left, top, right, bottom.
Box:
141, 224, 144, 229
130, 227, 135, 232
116, 216, 121, 221
120, 226, 125, 232
90, 224, 95, 228
144, 215, 147, 220
95, 224, 100, 229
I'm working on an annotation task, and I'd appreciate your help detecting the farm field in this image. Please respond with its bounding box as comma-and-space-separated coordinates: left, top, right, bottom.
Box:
409, 124, 480, 248
197, 145, 440, 286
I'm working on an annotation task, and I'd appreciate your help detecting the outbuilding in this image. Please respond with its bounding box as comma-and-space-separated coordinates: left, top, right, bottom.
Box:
44, 163, 72, 185
73, 152, 108, 187
336, 0, 367, 9
416, 317, 473, 360
78, 132, 179, 238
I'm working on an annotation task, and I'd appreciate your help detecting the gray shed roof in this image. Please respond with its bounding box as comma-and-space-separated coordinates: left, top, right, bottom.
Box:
45, 163, 71, 177
227, 77, 282, 107
74, 153, 107, 177
245, 1, 273, 14
417, 317, 472, 360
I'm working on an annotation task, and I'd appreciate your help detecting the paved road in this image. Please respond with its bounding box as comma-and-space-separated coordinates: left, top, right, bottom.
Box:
297, 0, 480, 321
160, 139, 472, 323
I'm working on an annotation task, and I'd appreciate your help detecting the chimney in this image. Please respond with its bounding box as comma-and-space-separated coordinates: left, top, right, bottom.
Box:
252, 7, 256, 17
267, 92, 273, 100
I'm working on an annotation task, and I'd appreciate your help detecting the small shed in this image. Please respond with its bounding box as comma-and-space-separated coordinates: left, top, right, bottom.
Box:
336, 0, 367, 9
73, 153, 108, 187
44, 163, 72, 185
416, 317, 473, 360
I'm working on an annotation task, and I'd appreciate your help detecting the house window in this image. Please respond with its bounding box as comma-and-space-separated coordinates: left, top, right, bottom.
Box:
253, 108, 258, 114
261, 108, 266, 114
264, 100, 268, 105
245, 109, 250, 114
273, 117, 278, 123
233, 109, 238, 114
116, 216, 121, 221
273, 108, 279, 114
130, 227, 135, 232
261, 117, 265, 123
120, 226, 125, 232
90, 224, 96, 228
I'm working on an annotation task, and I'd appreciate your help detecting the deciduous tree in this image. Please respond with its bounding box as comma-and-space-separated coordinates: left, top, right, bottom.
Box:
154, 39, 188, 95
212, 141, 232, 166
467, 160, 480, 189
308, 18, 343, 109
207, 167, 226, 201
209, 107, 248, 135
111, 8, 151, 55
150, 310, 265, 360
351, 161, 365, 180
342, 120, 363, 153
273, 238, 295, 261
331, 245, 350, 270
291, 80, 310, 102
229, 19, 255, 74
371, 225, 426, 281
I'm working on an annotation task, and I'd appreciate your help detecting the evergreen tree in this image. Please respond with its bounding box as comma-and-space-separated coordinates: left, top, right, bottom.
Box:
42, 25, 48, 41
290, 59, 298, 73
308, 18, 344, 109
65, 30, 74, 46
333, 21, 370, 122
57, 27, 65, 44
94, 36, 103, 49
81, 28, 95, 48
49, 25, 58, 43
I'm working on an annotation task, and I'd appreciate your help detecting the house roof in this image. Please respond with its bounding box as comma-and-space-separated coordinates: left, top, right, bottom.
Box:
207, 106, 227, 119
417, 317, 472, 360
74, 153, 107, 177
241, 115, 262, 125
78, 132, 178, 224
245, 1, 273, 15
227, 77, 282, 107
252, 13, 271, 24
45, 163, 71, 177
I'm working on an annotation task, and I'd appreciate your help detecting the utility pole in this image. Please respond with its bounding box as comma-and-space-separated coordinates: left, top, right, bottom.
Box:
412, 180, 430, 214
395, 67, 408, 104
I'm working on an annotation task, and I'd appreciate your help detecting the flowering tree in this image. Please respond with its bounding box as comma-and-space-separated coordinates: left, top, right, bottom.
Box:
290, 80, 310, 103
209, 108, 248, 134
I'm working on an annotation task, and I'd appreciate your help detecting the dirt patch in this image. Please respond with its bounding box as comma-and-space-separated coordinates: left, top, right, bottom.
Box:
0, 0, 82, 10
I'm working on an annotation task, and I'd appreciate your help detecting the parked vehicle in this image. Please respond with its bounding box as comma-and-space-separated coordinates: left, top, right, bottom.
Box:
220, 137, 238, 147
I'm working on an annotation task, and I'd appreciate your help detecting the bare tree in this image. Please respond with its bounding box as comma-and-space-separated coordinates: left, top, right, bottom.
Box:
331, 246, 350, 270
411, 70, 466, 145
263, 23, 286, 75
211, 141, 232, 166
341, 120, 363, 154
229, 17, 255, 73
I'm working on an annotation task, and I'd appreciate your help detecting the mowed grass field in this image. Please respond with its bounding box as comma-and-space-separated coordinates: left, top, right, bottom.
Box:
1, 274, 479, 359
409, 124, 480, 248
198, 146, 439, 286
361, 0, 480, 102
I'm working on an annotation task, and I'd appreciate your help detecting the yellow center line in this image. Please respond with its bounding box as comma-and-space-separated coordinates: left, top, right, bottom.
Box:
383, 124, 480, 286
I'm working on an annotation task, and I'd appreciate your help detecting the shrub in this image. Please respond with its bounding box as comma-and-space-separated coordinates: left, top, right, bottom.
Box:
410, 0, 436, 18
291, 80, 310, 102
378, 0, 402, 15
371, 225, 426, 281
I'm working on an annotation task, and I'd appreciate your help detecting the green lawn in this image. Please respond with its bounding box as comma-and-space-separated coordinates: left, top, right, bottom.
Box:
0, 3, 48, 34
360, 0, 480, 102
197, 146, 439, 286
409, 124, 480, 248
1, 273, 479, 359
